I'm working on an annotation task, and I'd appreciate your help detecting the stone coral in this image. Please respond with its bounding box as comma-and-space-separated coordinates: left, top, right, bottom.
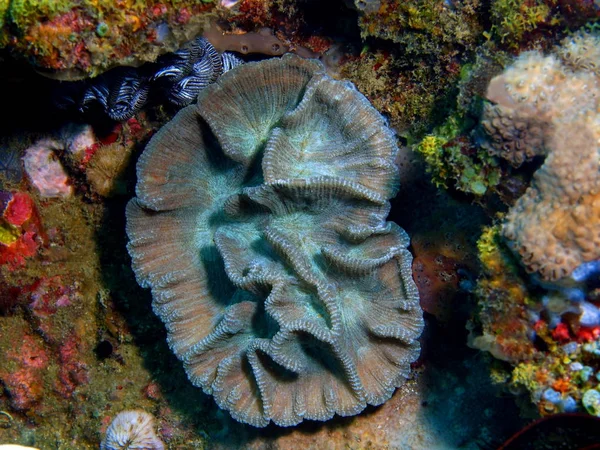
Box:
22, 139, 72, 198
126, 54, 423, 427
100, 410, 164, 450
483, 31, 600, 281
480, 103, 546, 167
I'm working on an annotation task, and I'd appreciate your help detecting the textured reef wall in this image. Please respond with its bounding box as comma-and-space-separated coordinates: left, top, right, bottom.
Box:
126, 54, 423, 427
3, 0, 600, 447
469, 30, 600, 417
0, 0, 218, 79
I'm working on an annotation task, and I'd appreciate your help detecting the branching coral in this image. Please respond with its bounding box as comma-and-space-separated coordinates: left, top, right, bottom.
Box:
126, 55, 423, 427
483, 31, 600, 281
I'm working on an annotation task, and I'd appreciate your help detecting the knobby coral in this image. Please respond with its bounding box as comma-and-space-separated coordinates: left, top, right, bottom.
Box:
126, 54, 423, 427
483, 31, 600, 281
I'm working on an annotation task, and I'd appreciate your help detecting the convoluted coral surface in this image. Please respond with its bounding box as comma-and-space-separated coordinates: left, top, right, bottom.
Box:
126, 54, 423, 427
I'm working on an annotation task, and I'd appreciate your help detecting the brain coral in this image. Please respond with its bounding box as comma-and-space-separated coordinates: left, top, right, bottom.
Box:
126, 54, 423, 427
483, 31, 600, 281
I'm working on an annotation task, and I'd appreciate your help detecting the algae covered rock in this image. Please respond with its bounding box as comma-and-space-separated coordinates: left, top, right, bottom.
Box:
126, 54, 423, 427
2, 0, 217, 79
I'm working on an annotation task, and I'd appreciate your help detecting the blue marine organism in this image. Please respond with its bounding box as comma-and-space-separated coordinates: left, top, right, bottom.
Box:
0, 147, 23, 185
571, 259, 600, 283
579, 301, 600, 327
542, 389, 578, 412
570, 362, 584, 371
126, 55, 423, 427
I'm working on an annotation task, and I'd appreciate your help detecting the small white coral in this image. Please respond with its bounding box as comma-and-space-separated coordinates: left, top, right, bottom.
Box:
22, 139, 72, 198
101, 410, 164, 450
60, 123, 96, 156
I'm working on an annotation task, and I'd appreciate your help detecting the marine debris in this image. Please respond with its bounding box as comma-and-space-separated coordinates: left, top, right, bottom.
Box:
126, 54, 423, 427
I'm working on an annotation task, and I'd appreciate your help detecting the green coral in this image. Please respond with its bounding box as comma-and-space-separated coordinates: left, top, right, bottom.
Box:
511, 362, 542, 392
583, 389, 600, 416
0, 221, 18, 246
0, 0, 9, 46
414, 115, 501, 196
359, 0, 482, 53
490, 0, 556, 48
8, 0, 72, 31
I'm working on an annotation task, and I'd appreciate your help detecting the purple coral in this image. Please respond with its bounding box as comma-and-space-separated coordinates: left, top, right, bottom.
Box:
22, 139, 72, 198
126, 55, 423, 427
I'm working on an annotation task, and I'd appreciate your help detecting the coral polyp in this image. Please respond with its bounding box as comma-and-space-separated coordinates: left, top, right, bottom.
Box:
483, 31, 600, 281
126, 54, 423, 427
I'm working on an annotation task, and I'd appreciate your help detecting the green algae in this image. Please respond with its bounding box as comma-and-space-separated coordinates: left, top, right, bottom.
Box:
583, 389, 600, 416
489, 0, 554, 48
414, 114, 501, 196
1, 0, 217, 78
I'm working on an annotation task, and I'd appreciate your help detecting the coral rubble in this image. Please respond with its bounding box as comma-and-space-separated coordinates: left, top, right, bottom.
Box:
126, 54, 423, 427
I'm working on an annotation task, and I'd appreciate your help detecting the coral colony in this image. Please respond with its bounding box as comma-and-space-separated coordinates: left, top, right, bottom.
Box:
126, 55, 423, 426
472, 31, 600, 416
101, 410, 164, 450
4, 0, 600, 448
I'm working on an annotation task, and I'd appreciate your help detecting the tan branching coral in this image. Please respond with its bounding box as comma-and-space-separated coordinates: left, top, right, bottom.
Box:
126, 55, 423, 427
483, 31, 600, 281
